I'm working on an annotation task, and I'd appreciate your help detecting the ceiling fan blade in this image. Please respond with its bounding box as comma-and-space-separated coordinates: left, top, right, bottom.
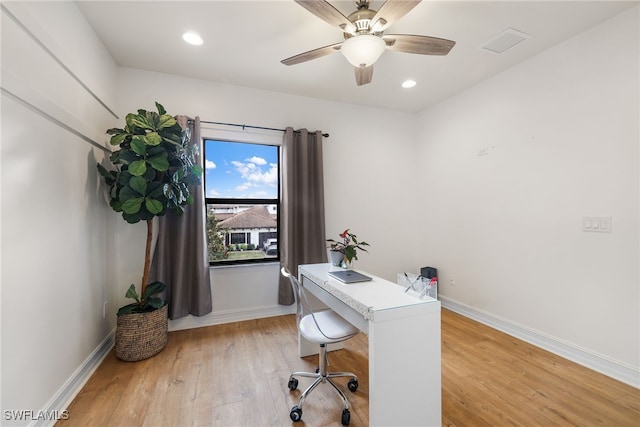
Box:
382, 34, 455, 55
371, 1, 422, 32
355, 66, 373, 86
294, 0, 356, 33
281, 42, 343, 66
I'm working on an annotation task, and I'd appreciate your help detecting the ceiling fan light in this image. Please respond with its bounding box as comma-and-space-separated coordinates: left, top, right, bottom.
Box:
341, 34, 386, 68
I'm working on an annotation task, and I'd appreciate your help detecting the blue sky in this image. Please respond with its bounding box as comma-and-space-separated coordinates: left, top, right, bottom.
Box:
204, 140, 278, 199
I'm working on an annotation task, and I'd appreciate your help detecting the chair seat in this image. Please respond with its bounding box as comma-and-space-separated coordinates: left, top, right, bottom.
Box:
299, 309, 359, 344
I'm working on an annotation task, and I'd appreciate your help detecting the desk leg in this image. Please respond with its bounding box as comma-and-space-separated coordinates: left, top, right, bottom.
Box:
368, 308, 441, 426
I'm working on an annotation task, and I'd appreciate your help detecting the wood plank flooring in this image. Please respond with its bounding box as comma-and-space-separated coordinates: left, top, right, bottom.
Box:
57, 309, 639, 426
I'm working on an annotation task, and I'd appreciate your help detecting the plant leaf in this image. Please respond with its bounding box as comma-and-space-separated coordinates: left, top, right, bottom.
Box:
110, 133, 128, 146
155, 102, 166, 115
128, 176, 147, 195
110, 199, 123, 212
126, 112, 151, 130
124, 284, 140, 302
117, 303, 141, 315
106, 127, 125, 135
145, 198, 163, 214
96, 163, 116, 184
146, 297, 165, 309
118, 182, 139, 200
130, 136, 147, 155
128, 159, 147, 176
158, 115, 177, 129
143, 281, 166, 300
122, 211, 142, 224
146, 111, 160, 130
144, 132, 162, 146
117, 150, 139, 165
191, 164, 203, 176
161, 133, 182, 146
147, 181, 164, 198
147, 154, 169, 171
122, 197, 143, 214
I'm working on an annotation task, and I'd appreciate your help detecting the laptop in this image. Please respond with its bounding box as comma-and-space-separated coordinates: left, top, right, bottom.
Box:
328, 270, 372, 284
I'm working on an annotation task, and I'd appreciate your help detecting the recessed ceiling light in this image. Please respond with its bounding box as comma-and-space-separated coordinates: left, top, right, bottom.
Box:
182, 32, 203, 46
402, 80, 417, 89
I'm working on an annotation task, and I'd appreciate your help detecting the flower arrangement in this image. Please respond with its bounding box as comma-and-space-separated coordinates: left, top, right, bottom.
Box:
327, 229, 370, 265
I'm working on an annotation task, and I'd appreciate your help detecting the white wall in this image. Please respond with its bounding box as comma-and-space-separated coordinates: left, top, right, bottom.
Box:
115, 67, 420, 329
1, 2, 119, 425
2, 3, 637, 422
414, 7, 639, 378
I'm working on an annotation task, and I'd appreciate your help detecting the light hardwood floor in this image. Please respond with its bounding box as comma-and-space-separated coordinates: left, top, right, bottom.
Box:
57, 309, 639, 426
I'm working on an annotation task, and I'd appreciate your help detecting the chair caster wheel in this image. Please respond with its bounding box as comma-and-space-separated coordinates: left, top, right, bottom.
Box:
288, 377, 298, 390
290, 406, 302, 422
341, 408, 351, 426
347, 378, 358, 392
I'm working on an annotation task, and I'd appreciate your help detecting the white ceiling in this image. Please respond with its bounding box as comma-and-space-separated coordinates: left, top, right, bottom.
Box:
76, 1, 637, 113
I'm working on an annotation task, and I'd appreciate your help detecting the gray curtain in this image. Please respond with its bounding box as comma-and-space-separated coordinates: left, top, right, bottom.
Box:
150, 116, 213, 319
279, 127, 327, 305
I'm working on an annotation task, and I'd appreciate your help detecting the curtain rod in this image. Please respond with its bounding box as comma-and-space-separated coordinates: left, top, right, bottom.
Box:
194, 119, 329, 138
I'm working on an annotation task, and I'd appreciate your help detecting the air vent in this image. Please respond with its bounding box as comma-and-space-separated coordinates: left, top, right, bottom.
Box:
481, 28, 531, 54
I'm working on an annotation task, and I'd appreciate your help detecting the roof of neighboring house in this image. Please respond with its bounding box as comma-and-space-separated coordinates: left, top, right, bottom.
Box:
210, 213, 235, 222
217, 205, 277, 229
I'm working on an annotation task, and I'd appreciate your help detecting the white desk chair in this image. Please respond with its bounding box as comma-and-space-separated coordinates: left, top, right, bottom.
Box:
281, 267, 360, 426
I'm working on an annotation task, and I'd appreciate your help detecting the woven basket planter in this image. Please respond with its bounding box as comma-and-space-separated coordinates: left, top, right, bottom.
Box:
115, 304, 168, 361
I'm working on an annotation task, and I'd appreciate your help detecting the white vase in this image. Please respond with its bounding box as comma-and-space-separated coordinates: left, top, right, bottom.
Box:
328, 249, 344, 266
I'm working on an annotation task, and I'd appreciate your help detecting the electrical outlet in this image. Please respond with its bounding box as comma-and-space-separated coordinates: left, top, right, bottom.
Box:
449, 276, 455, 286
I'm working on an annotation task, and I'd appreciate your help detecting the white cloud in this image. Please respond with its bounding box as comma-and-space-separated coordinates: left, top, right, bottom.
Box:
232, 160, 277, 186
205, 160, 216, 170
247, 156, 267, 166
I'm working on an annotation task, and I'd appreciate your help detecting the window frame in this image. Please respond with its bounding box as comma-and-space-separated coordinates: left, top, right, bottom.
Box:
203, 135, 281, 266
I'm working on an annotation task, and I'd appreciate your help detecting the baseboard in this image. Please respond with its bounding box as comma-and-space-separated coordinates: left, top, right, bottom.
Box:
31, 329, 115, 427
168, 304, 296, 332
439, 296, 640, 389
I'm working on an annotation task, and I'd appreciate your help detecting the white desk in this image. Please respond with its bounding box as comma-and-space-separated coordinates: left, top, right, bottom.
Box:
298, 263, 441, 427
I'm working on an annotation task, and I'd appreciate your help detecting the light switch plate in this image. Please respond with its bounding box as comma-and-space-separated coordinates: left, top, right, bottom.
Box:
583, 216, 611, 233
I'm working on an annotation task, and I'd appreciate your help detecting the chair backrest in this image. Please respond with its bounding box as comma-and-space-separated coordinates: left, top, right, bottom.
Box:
281, 267, 310, 328
281, 266, 357, 342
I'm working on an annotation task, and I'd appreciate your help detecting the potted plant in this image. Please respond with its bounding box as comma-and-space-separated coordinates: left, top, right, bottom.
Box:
326, 229, 370, 268
97, 102, 202, 361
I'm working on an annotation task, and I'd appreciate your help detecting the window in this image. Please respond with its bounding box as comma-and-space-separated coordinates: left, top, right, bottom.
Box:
204, 139, 279, 264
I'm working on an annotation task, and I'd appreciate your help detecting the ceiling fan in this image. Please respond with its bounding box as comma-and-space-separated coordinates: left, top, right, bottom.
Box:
281, 0, 456, 86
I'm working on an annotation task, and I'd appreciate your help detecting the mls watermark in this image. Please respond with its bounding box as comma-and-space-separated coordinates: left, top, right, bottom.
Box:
4, 409, 69, 421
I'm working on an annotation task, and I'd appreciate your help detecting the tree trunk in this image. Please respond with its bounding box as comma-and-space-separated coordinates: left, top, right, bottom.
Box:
141, 219, 153, 297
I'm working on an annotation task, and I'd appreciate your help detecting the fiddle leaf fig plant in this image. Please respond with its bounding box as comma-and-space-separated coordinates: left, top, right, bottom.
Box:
97, 102, 202, 315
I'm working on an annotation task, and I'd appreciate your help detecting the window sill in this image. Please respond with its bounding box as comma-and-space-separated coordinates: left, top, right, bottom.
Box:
210, 260, 280, 270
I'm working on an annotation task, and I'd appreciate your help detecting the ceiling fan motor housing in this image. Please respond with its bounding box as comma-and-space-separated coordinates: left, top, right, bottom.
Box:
345, 7, 381, 37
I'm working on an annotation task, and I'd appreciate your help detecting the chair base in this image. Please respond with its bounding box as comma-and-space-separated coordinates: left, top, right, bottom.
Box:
288, 343, 358, 425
